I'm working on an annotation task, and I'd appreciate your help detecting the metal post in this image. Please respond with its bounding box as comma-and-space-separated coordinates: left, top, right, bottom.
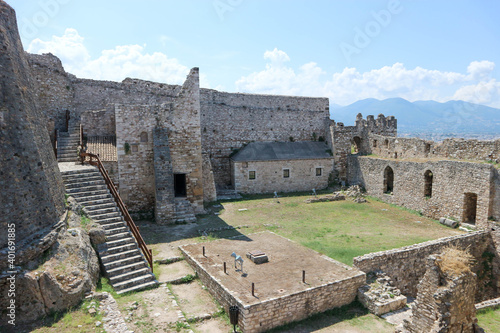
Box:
303, 270, 306, 283
252, 282, 255, 297
203, 246, 205, 257
224, 262, 227, 274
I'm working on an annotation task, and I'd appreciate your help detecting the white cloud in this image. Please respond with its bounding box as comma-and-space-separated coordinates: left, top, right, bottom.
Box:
236, 49, 500, 108
263, 48, 290, 65
27, 28, 191, 85
467, 60, 495, 81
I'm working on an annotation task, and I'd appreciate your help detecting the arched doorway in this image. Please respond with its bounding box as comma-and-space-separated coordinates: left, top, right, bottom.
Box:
384, 166, 394, 194
424, 170, 433, 198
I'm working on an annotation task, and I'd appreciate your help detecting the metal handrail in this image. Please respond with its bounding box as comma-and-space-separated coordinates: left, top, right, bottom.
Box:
80, 152, 153, 273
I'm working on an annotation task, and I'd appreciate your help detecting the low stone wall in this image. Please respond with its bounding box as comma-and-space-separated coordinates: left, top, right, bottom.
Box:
353, 231, 492, 298
181, 245, 365, 333
241, 275, 365, 332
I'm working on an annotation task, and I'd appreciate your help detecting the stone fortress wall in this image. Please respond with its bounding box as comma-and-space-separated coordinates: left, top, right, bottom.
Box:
199, 89, 331, 187
332, 113, 397, 182
368, 134, 500, 162
347, 157, 496, 227
25, 52, 333, 221
0, 3, 65, 251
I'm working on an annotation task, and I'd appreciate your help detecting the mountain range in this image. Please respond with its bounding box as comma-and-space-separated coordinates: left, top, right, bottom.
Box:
330, 98, 500, 140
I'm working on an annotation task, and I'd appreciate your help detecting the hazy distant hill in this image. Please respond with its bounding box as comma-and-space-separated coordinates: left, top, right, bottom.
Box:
330, 98, 500, 139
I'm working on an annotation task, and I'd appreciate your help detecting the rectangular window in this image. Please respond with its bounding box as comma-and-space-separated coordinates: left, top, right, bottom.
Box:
249, 171, 256, 180
316, 168, 322, 176
283, 169, 290, 178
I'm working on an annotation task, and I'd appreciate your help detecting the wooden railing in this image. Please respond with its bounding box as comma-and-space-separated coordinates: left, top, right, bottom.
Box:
80, 152, 153, 273
79, 124, 83, 147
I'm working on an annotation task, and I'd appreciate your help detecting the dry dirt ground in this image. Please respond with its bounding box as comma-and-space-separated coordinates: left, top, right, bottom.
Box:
180, 232, 363, 306
117, 259, 231, 333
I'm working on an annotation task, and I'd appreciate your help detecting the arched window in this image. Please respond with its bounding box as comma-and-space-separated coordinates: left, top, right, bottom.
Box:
384, 139, 389, 148
384, 166, 394, 194
140, 132, 148, 143
424, 170, 433, 198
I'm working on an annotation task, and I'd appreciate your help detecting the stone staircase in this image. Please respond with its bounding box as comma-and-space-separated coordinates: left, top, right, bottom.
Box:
57, 121, 81, 162
216, 188, 242, 201
61, 167, 158, 294
174, 197, 196, 223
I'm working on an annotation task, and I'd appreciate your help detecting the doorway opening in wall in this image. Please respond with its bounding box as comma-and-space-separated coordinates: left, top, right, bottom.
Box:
424, 170, 433, 198
463, 193, 478, 224
384, 166, 394, 194
352, 136, 362, 154
425, 143, 431, 155
174, 174, 187, 197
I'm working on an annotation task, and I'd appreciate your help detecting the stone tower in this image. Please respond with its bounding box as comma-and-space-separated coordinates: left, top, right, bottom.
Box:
0, 0, 65, 256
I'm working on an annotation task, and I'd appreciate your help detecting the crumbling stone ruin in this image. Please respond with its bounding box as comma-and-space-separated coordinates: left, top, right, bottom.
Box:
401, 249, 481, 333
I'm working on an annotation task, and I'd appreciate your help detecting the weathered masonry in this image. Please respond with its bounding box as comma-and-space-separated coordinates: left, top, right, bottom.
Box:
26, 52, 333, 223
347, 157, 497, 228
231, 141, 334, 194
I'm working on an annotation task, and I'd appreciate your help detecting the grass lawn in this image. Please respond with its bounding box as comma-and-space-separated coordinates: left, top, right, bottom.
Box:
477, 307, 500, 332
195, 193, 463, 265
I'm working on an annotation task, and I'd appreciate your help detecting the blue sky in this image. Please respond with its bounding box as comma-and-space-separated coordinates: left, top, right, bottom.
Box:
8, 0, 500, 107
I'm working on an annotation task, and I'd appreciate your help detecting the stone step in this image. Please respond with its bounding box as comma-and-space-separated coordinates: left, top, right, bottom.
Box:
75, 194, 113, 205
66, 184, 107, 194
101, 221, 126, 230
105, 226, 128, 236
87, 207, 118, 217
116, 279, 158, 295
58, 157, 78, 162
113, 273, 156, 291
101, 249, 141, 264
103, 254, 144, 270
109, 267, 151, 285
95, 216, 123, 225
106, 261, 148, 276
82, 202, 116, 211
100, 243, 137, 256
68, 189, 109, 198
106, 236, 135, 248
64, 175, 103, 185
58, 149, 78, 153
65, 180, 106, 189
61, 169, 100, 177
90, 211, 122, 221
106, 231, 131, 242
